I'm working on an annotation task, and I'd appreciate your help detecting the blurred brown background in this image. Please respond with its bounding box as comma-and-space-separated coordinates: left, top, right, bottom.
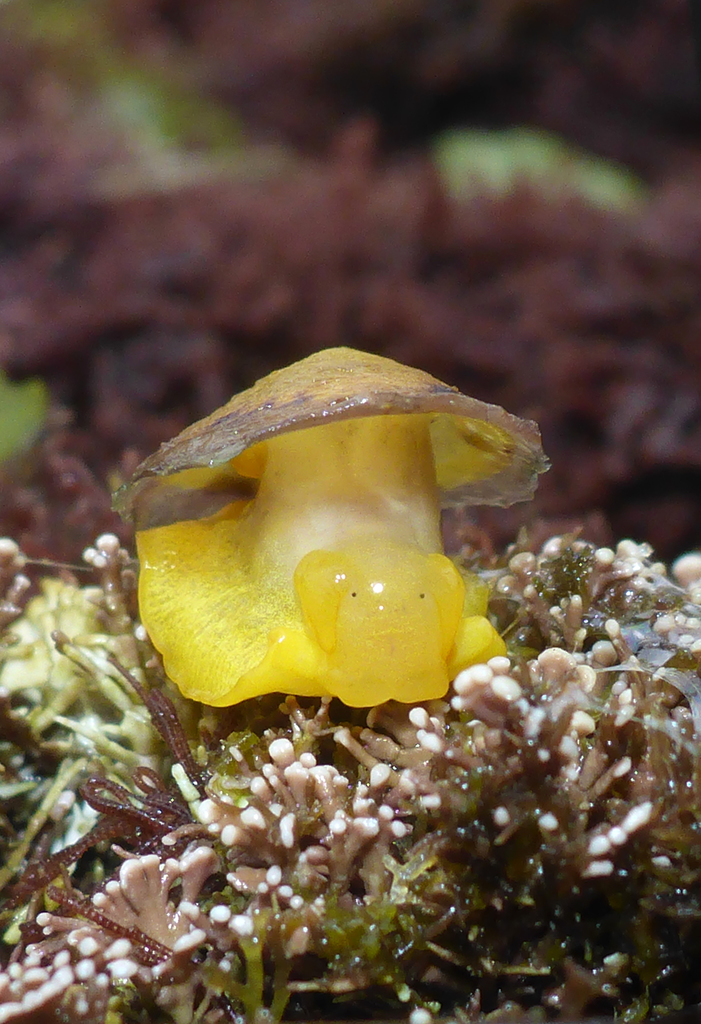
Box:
0, 0, 700, 563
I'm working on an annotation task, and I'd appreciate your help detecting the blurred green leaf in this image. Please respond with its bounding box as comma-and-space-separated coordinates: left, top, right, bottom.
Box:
103, 72, 241, 153
0, 372, 49, 463
5, 0, 242, 154
434, 127, 646, 211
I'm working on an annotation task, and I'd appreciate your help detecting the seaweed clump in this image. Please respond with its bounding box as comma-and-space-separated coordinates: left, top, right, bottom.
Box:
1, 534, 701, 1021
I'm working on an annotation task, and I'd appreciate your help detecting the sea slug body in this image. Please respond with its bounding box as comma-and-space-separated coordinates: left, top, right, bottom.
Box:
117, 347, 547, 707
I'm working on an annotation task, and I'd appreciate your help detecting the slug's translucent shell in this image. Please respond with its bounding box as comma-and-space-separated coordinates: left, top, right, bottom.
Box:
117, 347, 548, 707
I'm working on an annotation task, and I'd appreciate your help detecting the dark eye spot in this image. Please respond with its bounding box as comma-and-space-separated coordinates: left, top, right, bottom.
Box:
419, 593, 425, 599
351, 592, 357, 597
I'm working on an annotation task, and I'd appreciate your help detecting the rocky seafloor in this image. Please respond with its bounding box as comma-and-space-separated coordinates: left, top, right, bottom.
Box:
2, 531, 701, 1023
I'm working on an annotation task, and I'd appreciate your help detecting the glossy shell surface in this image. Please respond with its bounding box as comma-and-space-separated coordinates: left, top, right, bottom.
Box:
118, 346, 548, 528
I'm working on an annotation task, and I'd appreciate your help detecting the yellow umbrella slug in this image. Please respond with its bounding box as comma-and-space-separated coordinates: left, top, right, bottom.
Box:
117, 348, 548, 708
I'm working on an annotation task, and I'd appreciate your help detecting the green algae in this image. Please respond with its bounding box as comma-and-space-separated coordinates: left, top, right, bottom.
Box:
434, 128, 647, 212
0, 371, 49, 464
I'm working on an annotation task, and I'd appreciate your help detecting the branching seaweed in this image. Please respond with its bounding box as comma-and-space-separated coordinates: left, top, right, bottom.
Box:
2, 534, 701, 1022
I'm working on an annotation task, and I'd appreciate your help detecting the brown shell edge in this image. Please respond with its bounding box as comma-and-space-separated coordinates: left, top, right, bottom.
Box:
115, 347, 549, 521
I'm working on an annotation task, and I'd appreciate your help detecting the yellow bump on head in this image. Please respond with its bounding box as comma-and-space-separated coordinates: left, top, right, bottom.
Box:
294, 542, 465, 707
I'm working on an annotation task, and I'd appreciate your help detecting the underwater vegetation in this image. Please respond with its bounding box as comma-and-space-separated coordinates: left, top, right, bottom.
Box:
2, 531, 701, 1022
0, 373, 49, 466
